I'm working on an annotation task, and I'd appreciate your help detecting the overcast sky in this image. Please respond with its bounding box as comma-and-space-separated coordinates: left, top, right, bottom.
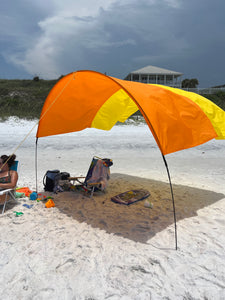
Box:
1, 0, 224, 87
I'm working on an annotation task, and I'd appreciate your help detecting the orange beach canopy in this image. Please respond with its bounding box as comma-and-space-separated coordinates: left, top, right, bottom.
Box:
36, 70, 225, 155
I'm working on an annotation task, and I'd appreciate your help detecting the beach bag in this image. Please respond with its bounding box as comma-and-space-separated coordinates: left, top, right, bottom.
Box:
53, 172, 71, 193
59, 172, 70, 180
43, 170, 60, 192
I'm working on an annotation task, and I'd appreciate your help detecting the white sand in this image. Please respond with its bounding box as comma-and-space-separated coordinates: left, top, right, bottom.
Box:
1, 118, 225, 299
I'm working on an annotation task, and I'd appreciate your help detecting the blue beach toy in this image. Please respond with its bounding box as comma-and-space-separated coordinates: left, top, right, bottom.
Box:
30, 192, 38, 200
23, 204, 34, 209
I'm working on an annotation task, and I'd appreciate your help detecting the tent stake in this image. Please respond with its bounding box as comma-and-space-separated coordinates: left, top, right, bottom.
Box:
161, 154, 178, 250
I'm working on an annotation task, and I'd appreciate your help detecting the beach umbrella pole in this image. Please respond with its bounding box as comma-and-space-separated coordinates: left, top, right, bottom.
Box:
161, 154, 178, 250
35, 138, 38, 193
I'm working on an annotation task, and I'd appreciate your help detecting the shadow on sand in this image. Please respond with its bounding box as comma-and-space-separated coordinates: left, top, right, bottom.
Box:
54, 173, 224, 244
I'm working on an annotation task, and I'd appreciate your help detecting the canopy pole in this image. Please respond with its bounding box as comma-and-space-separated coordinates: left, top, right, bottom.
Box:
161, 153, 178, 250
35, 138, 38, 193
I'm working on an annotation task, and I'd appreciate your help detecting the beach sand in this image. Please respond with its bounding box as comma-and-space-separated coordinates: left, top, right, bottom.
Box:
1, 118, 225, 299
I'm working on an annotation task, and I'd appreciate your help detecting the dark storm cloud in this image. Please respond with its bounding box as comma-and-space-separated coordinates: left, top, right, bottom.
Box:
0, 0, 224, 87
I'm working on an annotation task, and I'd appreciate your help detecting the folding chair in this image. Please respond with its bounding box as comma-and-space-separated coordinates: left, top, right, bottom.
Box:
0, 160, 19, 214
69, 156, 113, 197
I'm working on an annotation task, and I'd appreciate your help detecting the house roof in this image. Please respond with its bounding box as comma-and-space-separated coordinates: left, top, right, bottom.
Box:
130, 65, 183, 75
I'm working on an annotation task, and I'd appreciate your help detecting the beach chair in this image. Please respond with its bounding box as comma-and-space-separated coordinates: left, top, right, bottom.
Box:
0, 160, 19, 214
69, 156, 113, 197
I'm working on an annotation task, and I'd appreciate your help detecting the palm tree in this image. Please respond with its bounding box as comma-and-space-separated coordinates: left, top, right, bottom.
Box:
182, 78, 199, 88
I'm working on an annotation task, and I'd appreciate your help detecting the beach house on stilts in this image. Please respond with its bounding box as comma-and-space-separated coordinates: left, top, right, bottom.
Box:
124, 65, 183, 88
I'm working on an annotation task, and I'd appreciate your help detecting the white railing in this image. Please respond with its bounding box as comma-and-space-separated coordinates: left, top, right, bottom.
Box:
181, 87, 225, 94
127, 79, 225, 94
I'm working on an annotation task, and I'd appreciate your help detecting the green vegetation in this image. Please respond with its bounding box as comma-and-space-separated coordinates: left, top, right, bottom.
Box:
202, 91, 225, 110
0, 79, 57, 119
0, 79, 225, 120
182, 78, 199, 88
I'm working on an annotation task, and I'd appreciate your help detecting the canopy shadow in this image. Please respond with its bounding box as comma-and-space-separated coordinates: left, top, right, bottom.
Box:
54, 173, 224, 244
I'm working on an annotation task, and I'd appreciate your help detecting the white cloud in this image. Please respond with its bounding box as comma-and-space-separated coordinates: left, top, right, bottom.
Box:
164, 0, 180, 8
6, 0, 121, 78
49, 0, 116, 18
1, 0, 225, 86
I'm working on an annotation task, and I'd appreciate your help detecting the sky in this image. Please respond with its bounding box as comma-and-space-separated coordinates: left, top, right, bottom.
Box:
0, 0, 225, 87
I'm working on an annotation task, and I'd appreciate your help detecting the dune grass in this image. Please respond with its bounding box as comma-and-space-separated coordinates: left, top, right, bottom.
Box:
0, 79, 224, 120
0, 79, 56, 120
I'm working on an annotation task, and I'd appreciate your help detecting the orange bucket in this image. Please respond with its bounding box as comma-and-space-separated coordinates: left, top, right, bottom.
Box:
45, 199, 55, 208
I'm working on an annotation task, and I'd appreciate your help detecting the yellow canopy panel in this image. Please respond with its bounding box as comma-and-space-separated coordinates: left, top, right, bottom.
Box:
36, 70, 225, 155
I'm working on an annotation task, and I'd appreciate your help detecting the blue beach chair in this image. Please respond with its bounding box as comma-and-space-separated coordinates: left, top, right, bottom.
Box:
0, 160, 19, 214
69, 156, 113, 197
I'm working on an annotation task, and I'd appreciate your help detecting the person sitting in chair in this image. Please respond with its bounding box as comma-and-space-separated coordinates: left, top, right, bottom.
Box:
0, 154, 18, 202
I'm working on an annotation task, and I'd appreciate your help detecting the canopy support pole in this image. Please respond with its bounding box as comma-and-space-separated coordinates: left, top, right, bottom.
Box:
161, 153, 178, 250
35, 138, 38, 193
